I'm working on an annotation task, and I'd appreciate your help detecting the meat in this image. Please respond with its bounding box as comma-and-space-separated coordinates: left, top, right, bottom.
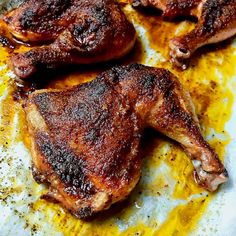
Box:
2, 0, 136, 78
24, 64, 228, 219
132, 0, 236, 68
132, 0, 201, 18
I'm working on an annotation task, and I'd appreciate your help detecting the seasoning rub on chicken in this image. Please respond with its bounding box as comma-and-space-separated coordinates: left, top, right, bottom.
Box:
25, 64, 228, 219
1, 0, 136, 78
132, 0, 236, 68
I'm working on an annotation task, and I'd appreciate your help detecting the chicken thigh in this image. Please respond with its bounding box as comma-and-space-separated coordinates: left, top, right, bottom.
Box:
1, 0, 136, 78
132, 0, 236, 68
25, 64, 228, 219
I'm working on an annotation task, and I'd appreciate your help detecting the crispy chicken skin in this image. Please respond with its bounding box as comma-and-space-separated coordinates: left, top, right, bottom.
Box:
25, 64, 228, 219
2, 0, 136, 78
132, 0, 236, 68
132, 0, 201, 18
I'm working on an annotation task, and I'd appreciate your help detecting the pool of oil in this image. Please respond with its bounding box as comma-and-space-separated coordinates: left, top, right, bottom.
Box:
0, 3, 235, 236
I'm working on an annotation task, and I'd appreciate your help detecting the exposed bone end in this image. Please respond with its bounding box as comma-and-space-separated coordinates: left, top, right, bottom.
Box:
169, 38, 191, 70
192, 160, 228, 192
131, 0, 149, 8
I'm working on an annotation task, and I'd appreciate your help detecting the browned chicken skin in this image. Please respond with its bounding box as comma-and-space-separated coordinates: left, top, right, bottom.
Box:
25, 64, 228, 219
2, 0, 136, 78
132, 0, 236, 68
132, 0, 201, 18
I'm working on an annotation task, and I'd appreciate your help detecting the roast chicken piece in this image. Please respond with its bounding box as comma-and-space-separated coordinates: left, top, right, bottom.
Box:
132, 0, 236, 68
25, 64, 228, 219
132, 0, 201, 18
2, 0, 136, 78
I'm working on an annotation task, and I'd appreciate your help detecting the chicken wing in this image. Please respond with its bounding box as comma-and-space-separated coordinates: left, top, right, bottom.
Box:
2, 0, 136, 78
25, 64, 228, 219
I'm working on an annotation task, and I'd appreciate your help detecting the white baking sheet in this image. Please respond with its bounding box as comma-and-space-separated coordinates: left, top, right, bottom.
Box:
0, 2, 236, 236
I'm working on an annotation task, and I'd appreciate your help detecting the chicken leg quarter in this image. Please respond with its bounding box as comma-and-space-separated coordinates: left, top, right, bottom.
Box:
132, 0, 236, 68
1, 0, 136, 78
25, 64, 228, 219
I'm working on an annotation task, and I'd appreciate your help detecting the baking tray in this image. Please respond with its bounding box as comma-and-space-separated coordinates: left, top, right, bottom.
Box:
0, 1, 236, 235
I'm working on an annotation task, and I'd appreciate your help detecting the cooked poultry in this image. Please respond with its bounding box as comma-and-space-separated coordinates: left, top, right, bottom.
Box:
132, 0, 236, 68
132, 0, 201, 18
1, 0, 136, 78
25, 64, 228, 219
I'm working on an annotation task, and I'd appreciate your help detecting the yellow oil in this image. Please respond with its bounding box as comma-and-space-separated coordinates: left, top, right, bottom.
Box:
0, 3, 235, 236
154, 197, 209, 236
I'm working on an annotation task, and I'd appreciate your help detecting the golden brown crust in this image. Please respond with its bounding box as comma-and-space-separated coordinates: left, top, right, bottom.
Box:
25, 64, 228, 219
25, 69, 142, 218
3, 0, 74, 42
131, 0, 201, 18
170, 0, 236, 68
131, 0, 236, 68
2, 0, 136, 78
